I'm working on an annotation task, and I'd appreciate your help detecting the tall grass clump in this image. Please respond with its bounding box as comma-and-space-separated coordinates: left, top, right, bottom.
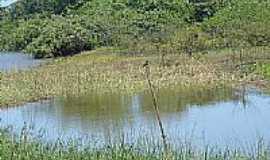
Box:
256, 63, 270, 80
0, 126, 270, 160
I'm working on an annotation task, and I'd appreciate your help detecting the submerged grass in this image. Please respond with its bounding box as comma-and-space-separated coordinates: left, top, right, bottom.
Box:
0, 47, 270, 107
0, 127, 270, 160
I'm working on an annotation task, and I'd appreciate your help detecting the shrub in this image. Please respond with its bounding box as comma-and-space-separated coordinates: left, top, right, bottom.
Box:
170, 27, 211, 55
0, 20, 17, 51
12, 18, 48, 50
25, 16, 99, 58
203, 0, 270, 48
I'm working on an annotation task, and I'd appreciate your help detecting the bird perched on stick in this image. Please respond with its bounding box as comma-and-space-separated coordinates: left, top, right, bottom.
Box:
143, 60, 149, 68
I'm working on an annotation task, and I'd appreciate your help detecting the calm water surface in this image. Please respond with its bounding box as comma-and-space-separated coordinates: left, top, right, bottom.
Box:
0, 86, 270, 148
0, 52, 43, 72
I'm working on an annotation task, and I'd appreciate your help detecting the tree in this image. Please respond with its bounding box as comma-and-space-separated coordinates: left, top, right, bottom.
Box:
5, 0, 87, 20
189, 0, 231, 22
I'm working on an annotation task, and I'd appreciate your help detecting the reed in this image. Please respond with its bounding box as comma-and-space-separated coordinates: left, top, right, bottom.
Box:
0, 127, 269, 160
144, 61, 168, 154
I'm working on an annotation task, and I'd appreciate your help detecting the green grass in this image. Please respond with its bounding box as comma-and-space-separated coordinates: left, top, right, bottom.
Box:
0, 127, 269, 160
257, 63, 270, 79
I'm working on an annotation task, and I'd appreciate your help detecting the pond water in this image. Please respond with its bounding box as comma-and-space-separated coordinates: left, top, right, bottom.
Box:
0, 86, 270, 149
0, 0, 18, 7
0, 52, 43, 72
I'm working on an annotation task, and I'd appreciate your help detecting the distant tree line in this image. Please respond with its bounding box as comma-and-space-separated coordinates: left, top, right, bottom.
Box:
0, 0, 269, 58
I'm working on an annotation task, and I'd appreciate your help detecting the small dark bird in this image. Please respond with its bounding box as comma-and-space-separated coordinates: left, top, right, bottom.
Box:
143, 60, 149, 67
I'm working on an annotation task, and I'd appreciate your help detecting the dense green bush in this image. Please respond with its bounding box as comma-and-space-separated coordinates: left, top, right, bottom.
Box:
203, 0, 270, 48
0, 20, 17, 51
72, 0, 194, 40
1, 0, 196, 57
24, 16, 105, 58
6, 0, 87, 19
13, 18, 48, 50
189, 0, 232, 22
1, 0, 270, 57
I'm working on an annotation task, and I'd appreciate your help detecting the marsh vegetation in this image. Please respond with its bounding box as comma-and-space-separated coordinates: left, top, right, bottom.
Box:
1, 47, 270, 107
1, 0, 270, 159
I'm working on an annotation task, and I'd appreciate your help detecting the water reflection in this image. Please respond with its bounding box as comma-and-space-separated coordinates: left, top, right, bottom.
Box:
0, 86, 269, 148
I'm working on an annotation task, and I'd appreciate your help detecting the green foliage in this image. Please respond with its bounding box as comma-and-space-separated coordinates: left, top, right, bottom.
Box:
0, 0, 270, 57
24, 16, 107, 58
190, 0, 232, 22
73, 0, 193, 38
203, 0, 270, 47
13, 18, 48, 50
0, 0, 195, 57
0, 7, 7, 20
0, 20, 17, 51
6, 0, 87, 19
170, 26, 212, 54
257, 63, 270, 79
